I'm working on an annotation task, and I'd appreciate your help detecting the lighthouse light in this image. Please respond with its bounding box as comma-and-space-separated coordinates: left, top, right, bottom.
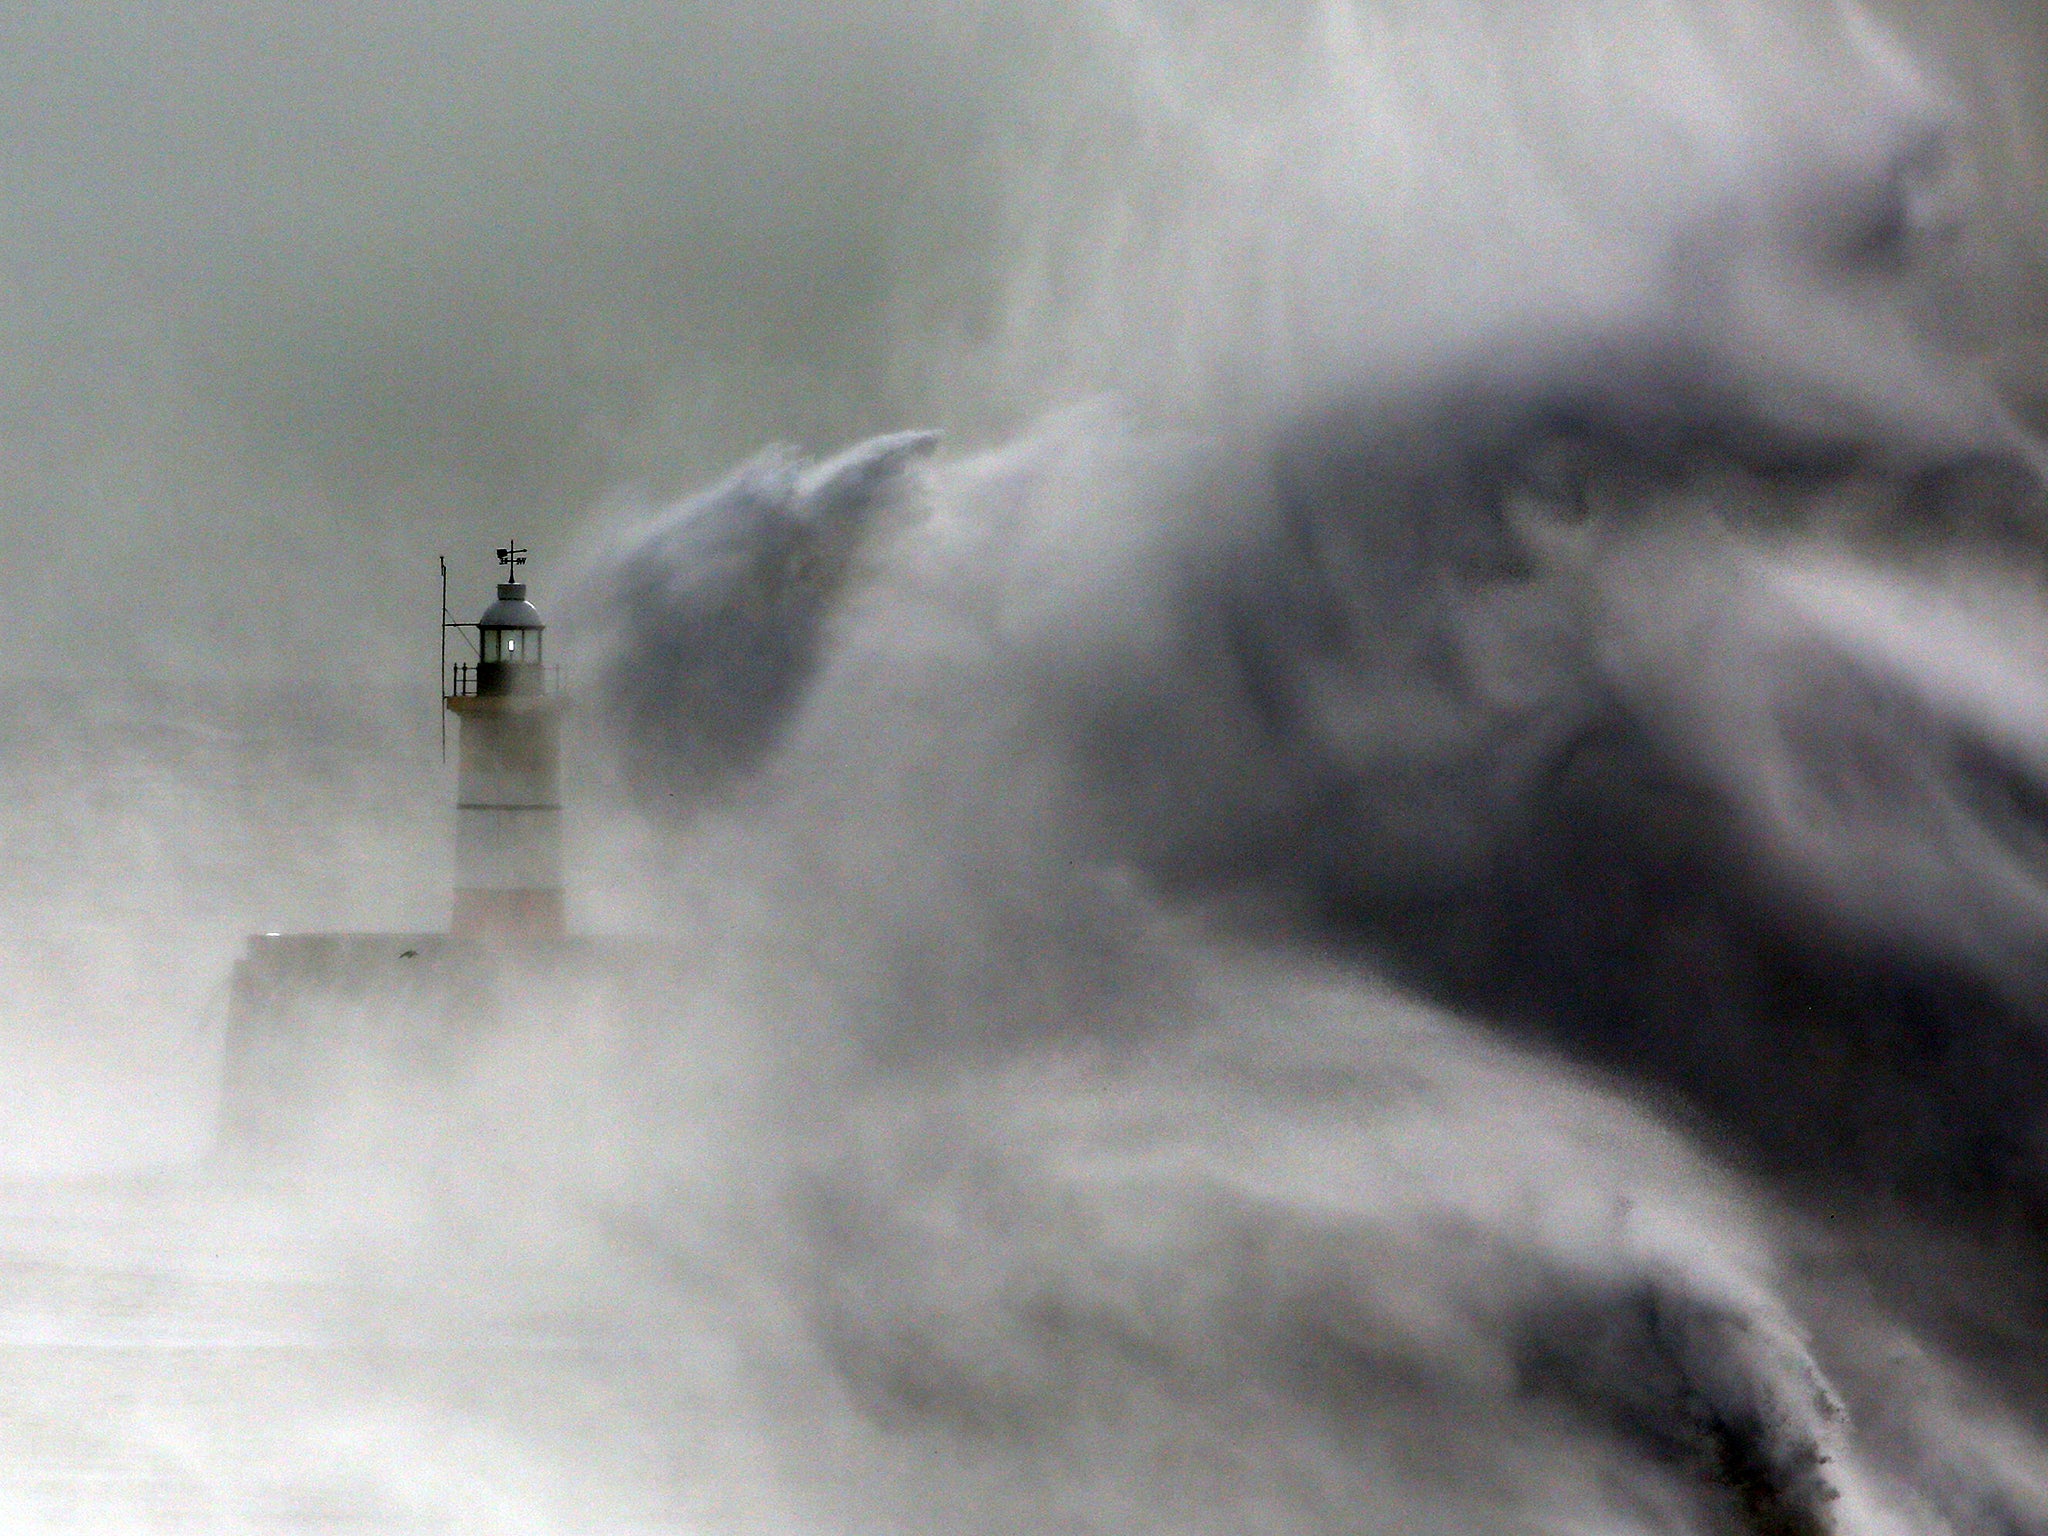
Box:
478, 626, 542, 666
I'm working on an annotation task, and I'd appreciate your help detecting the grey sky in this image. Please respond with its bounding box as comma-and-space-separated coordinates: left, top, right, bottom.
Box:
0, 0, 2039, 685
0, 1, 1030, 681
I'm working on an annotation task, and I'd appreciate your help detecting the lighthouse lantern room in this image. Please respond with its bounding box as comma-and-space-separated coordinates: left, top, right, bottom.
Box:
445, 542, 565, 946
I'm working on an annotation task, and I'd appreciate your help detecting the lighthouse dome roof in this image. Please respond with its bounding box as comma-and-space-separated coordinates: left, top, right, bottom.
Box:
480, 583, 543, 629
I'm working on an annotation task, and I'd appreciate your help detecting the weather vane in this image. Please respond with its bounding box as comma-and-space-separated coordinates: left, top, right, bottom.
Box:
497, 541, 527, 579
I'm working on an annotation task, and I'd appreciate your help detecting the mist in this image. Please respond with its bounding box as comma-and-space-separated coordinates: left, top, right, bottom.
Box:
4, 1, 2048, 1532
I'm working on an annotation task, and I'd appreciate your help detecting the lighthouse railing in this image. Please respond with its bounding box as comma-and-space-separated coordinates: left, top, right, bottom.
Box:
446, 661, 562, 699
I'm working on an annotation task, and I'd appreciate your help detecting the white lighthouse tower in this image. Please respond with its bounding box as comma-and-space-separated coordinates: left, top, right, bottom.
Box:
445, 542, 565, 945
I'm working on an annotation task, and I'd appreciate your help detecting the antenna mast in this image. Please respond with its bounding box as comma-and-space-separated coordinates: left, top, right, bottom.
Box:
439, 556, 449, 762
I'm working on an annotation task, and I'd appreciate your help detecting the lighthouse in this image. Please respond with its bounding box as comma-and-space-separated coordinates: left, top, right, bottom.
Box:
445, 543, 565, 945
218, 543, 696, 1146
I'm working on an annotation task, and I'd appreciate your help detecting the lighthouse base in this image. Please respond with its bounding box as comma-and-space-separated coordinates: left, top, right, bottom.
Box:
217, 930, 683, 1151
